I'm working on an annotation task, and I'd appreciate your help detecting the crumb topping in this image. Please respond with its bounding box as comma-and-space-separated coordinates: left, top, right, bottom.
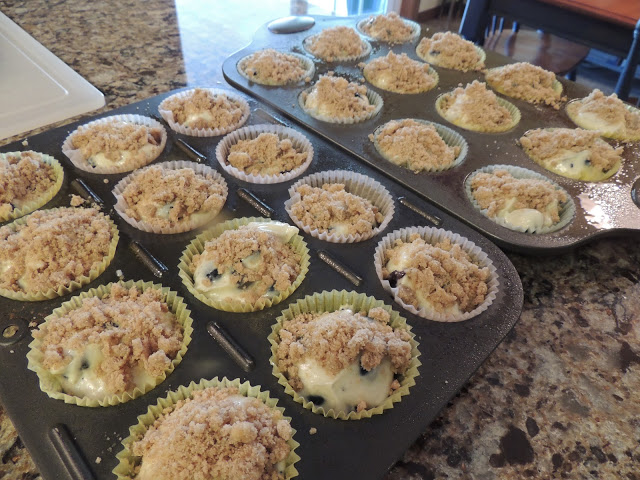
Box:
471, 169, 567, 221
383, 234, 490, 313
416, 32, 484, 71
305, 26, 366, 61
568, 89, 640, 138
302, 75, 375, 120
227, 133, 308, 176
33, 284, 183, 395
363, 52, 436, 93
240, 49, 309, 85
162, 89, 246, 130
0, 151, 57, 217
486, 62, 563, 108
131, 386, 292, 480
440, 81, 513, 131
359, 12, 415, 44
70, 194, 86, 207
290, 183, 384, 236
121, 166, 226, 229
276, 307, 412, 391
520, 128, 622, 172
374, 119, 460, 172
0, 208, 113, 293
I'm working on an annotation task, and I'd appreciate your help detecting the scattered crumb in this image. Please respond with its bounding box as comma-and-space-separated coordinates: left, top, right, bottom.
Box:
29, 321, 37, 328
103, 178, 109, 183
309, 427, 317, 435
22, 139, 29, 146
116, 269, 124, 279
95, 457, 102, 464
70, 194, 86, 207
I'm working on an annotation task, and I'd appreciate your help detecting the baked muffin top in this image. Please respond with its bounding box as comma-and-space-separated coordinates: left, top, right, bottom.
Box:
416, 32, 484, 71
161, 88, 247, 131
239, 49, 312, 85
227, 132, 308, 176
485, 62, 563, 108
358, 12, 416, 44
301, 75, 377, 122
304, 26, 368, 61
363, 51, 437, 94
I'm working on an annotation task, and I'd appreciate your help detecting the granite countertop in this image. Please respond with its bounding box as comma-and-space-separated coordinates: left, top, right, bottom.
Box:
1, 1, 639, 479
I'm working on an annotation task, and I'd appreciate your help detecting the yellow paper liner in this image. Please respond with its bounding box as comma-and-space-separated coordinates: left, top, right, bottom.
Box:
0, 151, 64, 222
26, 280, 193, 407
435, 90, 521, 133
416, 43, 486, 71
269, 289, 421, 420
565, 98, 640, 142
363, 60, 439, 94
113, 377, 300, 480
178, 217, 310, 312
0, 207, 119, 301
485, 66, 564, 106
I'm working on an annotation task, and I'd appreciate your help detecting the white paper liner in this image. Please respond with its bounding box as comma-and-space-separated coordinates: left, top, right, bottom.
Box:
284, 170, 394, 243
356, 16, 421, 44
112, 161, 228, 234
485, 66, 564, 105
364, 61, 439, 94
61, 114, 167, 174
435, 90, 521, 133
416, 43, 486, 71
215, 124, 314, 184
237, 50, 315, 86
302, 31, 372, 62
372, 118, 468, 172
465, 164, 576, 234
299, 80, 383, 124
566, 98, 640, 142
374, 226, 499, 322
158, 88, 250, 137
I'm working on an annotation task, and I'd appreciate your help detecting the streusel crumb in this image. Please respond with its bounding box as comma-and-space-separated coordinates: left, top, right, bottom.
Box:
240, 49, 309, 85
305, 26, 366, 61
416, 32, 484, 71
359, 12, 415, 44
227, 133, 308, 176
486, 62, 563, 108
363, 52, 437, 94
440, 81, 513, 131
162, 89, 246, 130
0, 151, 57, 217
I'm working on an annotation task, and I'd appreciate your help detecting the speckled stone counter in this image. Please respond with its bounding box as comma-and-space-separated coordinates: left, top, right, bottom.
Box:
1, 1, 639, 479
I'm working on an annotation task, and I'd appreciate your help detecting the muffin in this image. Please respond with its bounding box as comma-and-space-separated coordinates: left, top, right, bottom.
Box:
237, 49, 314, 85
416, 32, 485, 71
468, 167, 573, 232
27, 281, 192, 406
566, 89, 640, 141
0, 151, 63, 221
485, 62, 564, 108
271, 290, 420, 419
436, 80, 520, 133
303, 26, 371, 62
357, 12, 419, 44
113, 161, 228, 233
158, 88, 250, 136
180, 219, 309, 312
0, 207, 118, 301
114, 378, 299, 480
372, 119, 465, 173
300, 74, 382, 123
62, 115, 166, 174
362, 51, 438, 94
519, 128, 623, 181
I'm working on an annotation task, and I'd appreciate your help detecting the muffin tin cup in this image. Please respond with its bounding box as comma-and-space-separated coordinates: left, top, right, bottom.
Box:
374, 226, 499, 322
302, 33, 372, 62
112, 160, 228, 234
113, 377, 301, 480
61, 114, 167, 174
284, 169, 394, 243
356, 16, 421, 44
215, 124, 314, 184
25, 280, 194, 407
363, 62, 439, 94
237, 50, 315, 86
268, 289, 421, 420
416, 43, 486, 72
158, 88, 250, 137
299, 81, 383, 124
465, 164, 576, 234
565, 98, 640, 142
0, 207, 119, 301
485, 66, 564, 106
435, 90, 521, 133
372, 118, 469, 173
178, 217, 310, 313
0, 151, 64, 222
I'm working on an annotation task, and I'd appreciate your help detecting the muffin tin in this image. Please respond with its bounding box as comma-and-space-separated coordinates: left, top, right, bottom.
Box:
222, 15, 640, 253
0, 91, 522, 480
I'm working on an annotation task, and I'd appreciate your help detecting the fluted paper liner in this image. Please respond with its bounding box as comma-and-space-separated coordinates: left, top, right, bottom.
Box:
113, 160, 228, 234
158, 88, 250, 137
61, 114, 167, 174
178, 217, 310, 312
26, 280, 193, 407
303, 32, 372, 62
374, 226, 499, 322
465, 164, 576, 234
284, 170, 394, 243
215, 124, 314, 184
299, 80, 383, 124
363, 61, 439, 94
0, 207, 119, 301
435, 90, 521, 133
356, 17, 421, 44
566, 98, 640, 142
237, 50, 315, 86
485, 66, 564, 104
416, 44, 486, 71
269, 289, 421, 420
0, 151, 64, 222
372, 118, 468, 172
113, 377, 300, 480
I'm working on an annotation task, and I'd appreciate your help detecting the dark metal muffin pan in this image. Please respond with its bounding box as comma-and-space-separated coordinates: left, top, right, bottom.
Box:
222, 14, 640, 254
0, 91, 522, 480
